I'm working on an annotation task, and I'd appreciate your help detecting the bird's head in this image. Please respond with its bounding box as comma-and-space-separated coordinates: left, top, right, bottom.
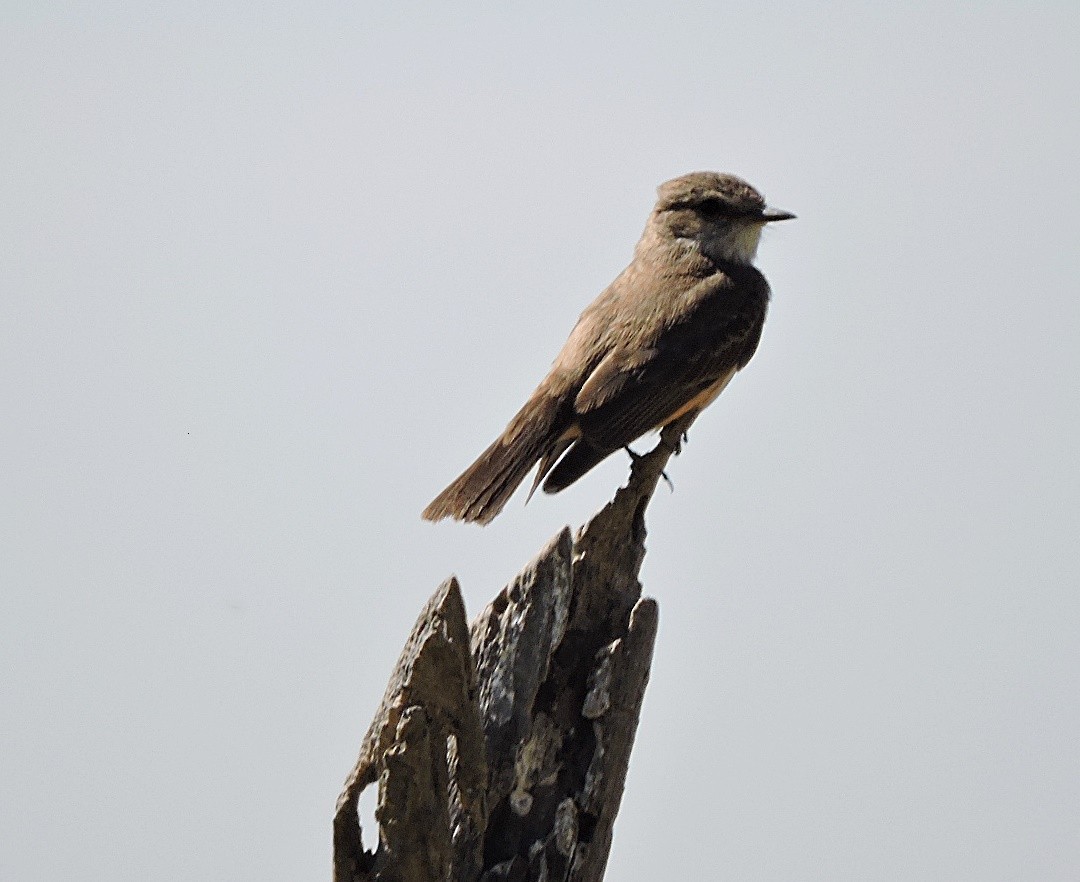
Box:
652, 171, 795, 265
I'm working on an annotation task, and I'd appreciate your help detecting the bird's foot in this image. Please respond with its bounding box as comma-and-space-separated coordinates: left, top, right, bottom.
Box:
624, 444, 673, 491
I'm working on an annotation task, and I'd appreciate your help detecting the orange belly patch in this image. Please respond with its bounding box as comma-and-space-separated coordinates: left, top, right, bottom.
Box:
655, 368, 737, 428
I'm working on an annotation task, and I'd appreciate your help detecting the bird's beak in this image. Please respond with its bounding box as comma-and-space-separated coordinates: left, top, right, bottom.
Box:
759, 206, 796, 222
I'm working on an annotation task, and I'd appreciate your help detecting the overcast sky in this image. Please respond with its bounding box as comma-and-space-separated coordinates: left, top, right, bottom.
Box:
3, 3, 1079, 880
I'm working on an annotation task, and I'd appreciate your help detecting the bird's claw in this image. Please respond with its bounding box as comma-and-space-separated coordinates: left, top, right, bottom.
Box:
625, 444, 674, 491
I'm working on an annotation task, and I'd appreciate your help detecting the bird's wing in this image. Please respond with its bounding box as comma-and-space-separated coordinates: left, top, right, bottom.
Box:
572, 270, 769, 450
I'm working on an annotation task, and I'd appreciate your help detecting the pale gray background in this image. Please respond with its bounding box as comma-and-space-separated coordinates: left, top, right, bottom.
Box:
3, 2, 1078, 880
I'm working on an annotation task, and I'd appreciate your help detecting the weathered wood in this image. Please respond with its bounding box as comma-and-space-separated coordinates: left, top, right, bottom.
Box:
333, 578, 487, 882
336, 416, 695, 881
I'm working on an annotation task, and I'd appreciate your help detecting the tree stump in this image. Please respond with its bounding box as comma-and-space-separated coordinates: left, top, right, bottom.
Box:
335, 416, 694, 882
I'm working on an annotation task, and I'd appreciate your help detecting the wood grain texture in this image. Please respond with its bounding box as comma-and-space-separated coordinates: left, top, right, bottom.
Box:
337, 415, 695, 881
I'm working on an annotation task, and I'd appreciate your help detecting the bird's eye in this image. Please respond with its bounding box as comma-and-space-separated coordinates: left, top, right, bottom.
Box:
695, 197, 727, 216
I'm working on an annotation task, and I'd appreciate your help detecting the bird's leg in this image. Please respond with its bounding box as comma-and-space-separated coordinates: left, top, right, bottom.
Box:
666, 430, 689, 456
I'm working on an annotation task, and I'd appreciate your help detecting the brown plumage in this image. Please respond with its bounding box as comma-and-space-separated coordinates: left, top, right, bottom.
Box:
422, 171, 794, 525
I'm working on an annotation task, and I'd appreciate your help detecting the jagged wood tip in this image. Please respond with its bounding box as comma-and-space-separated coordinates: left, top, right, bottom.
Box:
335, 416, 691, 880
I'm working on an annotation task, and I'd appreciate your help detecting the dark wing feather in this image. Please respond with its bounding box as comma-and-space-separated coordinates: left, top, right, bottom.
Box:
573, 266, 769, 450
541, 266, 769, 493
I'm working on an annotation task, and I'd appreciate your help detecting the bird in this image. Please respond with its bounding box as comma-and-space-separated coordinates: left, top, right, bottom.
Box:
422, 171, 794, 525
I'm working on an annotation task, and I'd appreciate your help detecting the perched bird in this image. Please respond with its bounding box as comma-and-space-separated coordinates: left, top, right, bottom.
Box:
423, 171, 794, 525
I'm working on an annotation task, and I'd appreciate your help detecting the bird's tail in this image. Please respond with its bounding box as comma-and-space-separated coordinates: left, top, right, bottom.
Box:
540, 438, 612, 495
422, 394, 564, 525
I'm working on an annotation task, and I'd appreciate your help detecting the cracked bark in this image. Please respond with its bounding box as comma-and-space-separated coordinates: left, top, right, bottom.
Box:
335, 415, 696, 882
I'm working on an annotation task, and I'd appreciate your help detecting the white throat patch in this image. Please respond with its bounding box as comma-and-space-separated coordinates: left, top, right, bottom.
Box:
712, 221, 765, 264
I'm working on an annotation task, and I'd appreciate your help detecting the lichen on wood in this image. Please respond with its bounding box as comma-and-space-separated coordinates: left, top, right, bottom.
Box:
335, 416, 695, 882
